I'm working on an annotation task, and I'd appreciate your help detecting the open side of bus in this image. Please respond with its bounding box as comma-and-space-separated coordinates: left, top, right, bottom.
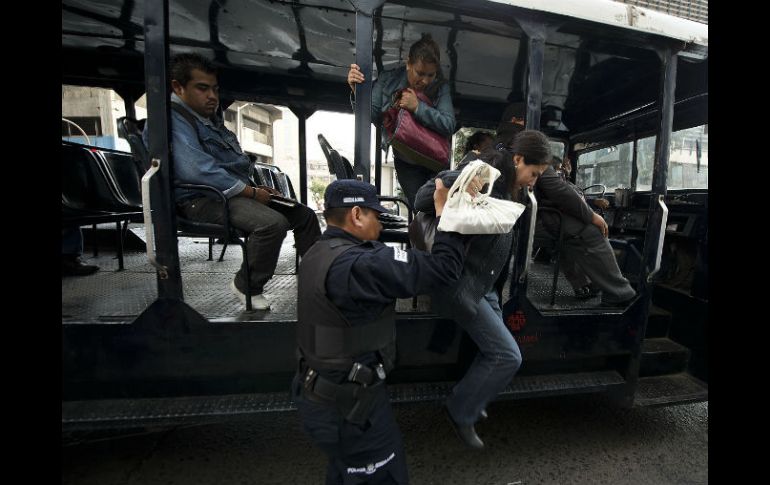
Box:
62, 0, 707, 433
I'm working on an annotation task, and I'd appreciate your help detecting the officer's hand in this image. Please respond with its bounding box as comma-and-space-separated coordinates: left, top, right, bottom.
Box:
348, 64, 364, 92
465, 175, 483, 198
434, 179, 449, 216
593, 198, 610, 210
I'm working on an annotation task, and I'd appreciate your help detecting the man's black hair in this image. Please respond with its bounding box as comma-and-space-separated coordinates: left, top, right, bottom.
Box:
170, 53, 218, 87
495, 101, 527, 148
465, 131, 494, 154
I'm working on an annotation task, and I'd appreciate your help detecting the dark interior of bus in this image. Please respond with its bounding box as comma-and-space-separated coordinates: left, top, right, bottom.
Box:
62, 0, 707, 430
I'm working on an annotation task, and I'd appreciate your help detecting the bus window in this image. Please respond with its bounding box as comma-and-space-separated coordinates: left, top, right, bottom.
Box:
637, 125, 708, 191
668, 125, 708, 190
452, 127, 495, 167
636, 135, 656, 191
576, 141, 633, 190
549, 140, 565, 161
62, 85, 133, 151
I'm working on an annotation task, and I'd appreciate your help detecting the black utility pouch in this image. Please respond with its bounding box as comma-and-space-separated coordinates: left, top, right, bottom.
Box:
342, 380, 385, 426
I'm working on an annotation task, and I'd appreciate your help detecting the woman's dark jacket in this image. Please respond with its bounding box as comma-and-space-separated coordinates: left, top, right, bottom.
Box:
414, 157, 517, 322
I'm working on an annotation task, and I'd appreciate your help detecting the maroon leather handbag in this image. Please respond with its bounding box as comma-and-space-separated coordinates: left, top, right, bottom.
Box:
383, 89, 450, 172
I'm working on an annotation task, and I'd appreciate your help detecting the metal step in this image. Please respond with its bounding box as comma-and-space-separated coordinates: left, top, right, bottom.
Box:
62, 392, 296, 431
640, 337, 690, 376
633, 372, 708, 407
646, 305, 672, 338
497, 370, 625, 400
62, 370, 625, 431
390, 370, 625, 404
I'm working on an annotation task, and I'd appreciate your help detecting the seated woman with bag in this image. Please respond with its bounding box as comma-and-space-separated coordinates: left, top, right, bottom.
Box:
347, 33, 456, 208
413, 130, 552, 449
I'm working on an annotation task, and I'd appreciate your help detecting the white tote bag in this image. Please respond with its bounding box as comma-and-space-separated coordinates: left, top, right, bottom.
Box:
437, 159, 526, 234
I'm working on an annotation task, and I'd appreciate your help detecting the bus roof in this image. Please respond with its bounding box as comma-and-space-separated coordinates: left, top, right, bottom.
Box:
489, 0, 707, 47
62, 0, 707, 135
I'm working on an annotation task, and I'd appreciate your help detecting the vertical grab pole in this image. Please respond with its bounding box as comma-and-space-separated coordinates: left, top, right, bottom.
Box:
143, 0, 183, 299
351, 0, 385, 182
508, 16, 546, 302
298, 110, 309, 205
641, 47, 677, 287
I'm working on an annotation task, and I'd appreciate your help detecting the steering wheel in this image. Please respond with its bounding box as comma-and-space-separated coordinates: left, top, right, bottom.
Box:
580, 183, 606, 198
580, 184, 607, 216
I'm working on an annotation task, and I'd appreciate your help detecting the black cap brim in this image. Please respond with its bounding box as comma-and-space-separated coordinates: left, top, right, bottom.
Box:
369, 202, 390, 213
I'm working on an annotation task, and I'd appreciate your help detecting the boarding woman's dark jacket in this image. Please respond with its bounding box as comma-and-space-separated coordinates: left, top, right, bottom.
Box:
414, 158, 517, 322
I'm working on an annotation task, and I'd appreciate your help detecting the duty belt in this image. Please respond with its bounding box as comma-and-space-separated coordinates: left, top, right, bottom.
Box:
303, 362, 386, 399
301, 361, 387, 425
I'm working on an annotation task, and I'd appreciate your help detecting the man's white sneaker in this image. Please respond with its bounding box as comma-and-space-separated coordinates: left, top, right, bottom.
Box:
230, 280, 271, 310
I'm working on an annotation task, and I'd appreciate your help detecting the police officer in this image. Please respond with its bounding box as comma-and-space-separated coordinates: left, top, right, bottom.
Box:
292, 178, 469, 484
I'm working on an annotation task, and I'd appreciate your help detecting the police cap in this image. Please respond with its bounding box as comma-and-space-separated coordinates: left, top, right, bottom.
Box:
324, 179, 389, 213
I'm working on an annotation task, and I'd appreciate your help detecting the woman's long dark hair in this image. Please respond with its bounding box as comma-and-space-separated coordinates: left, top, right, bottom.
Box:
510, 130, 552, 166
475, 130, 552, 198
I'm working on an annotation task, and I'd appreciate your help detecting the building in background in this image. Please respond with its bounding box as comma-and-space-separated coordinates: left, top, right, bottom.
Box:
62, 86, 145, 151
223, 102, 282, 165
615, 0, 707, 24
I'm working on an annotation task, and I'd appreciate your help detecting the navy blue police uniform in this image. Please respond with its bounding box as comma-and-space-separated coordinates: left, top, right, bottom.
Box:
292, 179, 465, 484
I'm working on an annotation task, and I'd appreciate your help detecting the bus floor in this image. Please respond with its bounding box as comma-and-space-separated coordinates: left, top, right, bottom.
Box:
62, 224, 621, 323
523, 260, 623, 311
61, 226, 432, 324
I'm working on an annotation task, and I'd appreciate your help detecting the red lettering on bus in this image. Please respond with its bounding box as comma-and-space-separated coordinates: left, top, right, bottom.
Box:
506, 311, 526, 332
518, 334, 539, 344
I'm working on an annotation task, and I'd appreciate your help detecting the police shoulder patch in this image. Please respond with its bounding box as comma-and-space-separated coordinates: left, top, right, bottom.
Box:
393, 247, 409, 263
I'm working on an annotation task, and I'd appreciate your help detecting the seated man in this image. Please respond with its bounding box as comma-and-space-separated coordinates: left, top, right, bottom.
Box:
144, 53, 321, 309
552, 156, 610, 212
494, 102, 634, 306
534, 160, 636, 306
493, 102, 527, 150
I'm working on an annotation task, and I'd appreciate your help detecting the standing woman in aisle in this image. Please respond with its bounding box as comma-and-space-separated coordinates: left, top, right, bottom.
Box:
347, 34, 456, 209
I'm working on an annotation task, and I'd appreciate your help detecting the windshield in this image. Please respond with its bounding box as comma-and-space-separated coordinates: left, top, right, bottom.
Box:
577, 124, 708, 191
549, 139, 566, 161
637, 125, 708, 190
576, 141, 633, 191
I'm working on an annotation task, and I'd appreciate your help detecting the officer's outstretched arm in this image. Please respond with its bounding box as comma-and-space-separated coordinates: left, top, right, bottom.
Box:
434, 179, 449, 215
347, 180, 472, 301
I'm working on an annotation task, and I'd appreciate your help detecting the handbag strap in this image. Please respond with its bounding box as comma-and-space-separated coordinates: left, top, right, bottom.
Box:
446, 159, 500, 201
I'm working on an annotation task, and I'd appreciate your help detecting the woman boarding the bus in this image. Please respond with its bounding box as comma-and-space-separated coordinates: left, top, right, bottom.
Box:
414, 130, 552, 449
